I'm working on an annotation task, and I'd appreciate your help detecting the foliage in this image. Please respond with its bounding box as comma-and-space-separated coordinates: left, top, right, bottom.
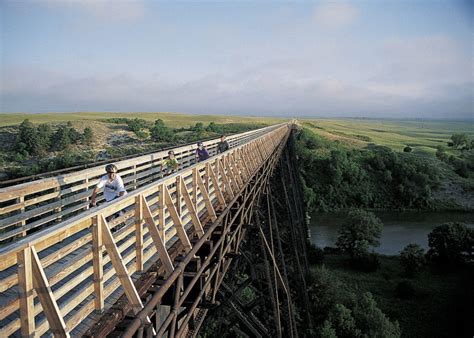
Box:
309, 267, 401, 338
351, 292, 401, 337
307, 242, 324, 265
83, 127, 94, 145
403, 145, 412, 153
336, 210, 383, 259
16, 119, 42, 155
394, 280, 415, 299
399, 244, 425, 277
450, 133, 471, 150
426, 222, 474, 264
127, 118, 149, 135
296, 127, 441, 211
150, 119, 174, 142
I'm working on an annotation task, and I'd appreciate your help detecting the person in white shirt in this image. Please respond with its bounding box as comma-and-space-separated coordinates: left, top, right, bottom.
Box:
90, 164, 127, 206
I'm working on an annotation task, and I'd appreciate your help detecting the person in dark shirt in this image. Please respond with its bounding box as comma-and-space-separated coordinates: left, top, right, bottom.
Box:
195, 142, 209, 162
217, 134, 230, 154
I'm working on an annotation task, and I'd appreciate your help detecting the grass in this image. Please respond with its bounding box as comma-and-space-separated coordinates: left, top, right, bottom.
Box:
300, 119, 474, 155
0, 112, 286, 128
318, 253, 473, 338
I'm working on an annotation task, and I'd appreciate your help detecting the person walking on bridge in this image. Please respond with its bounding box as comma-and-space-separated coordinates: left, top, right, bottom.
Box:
90, 164, 127, 207
161, 150, 180, 176
195, 142, 209, 162
217, 134, 230, 154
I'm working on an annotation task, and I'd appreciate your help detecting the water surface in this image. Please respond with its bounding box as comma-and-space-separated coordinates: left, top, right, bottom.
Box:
310, 211, 474, 255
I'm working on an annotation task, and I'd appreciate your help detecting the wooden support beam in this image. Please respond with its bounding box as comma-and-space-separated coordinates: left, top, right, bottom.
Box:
223, 156, 240, 193
92, 215, 104, 312
31, 246, 69, 338
175, 176, 182, 216
135, 196, 144, 272
207, 163, 226, 208
17, 246, 35, 337
141, 195, 174, 276
218, 159, 234, 200
239, 149, 251, 180
163, 184, 192, 251
194, 168, 217, 222
158, 184, 166, 242
192, 168, 198, 211
180, 177, 204, 238
230, 153, 244, 187
100, 215, 144, 315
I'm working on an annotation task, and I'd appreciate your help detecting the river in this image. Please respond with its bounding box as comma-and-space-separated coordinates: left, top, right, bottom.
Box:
309, 211, 474, 255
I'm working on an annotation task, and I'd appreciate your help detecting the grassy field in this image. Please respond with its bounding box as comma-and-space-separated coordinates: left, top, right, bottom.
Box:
300, 119, 474, 155
0, 112, 286, 128
318, 254, 473, 338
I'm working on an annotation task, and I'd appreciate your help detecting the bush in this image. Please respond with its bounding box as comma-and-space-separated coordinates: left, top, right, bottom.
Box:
307, 242, 325, 265
403, 146, 412, 153
83, 127, 94, 145
150, 119, 174, 142
394, 280, 415, 299
399, 244, 425, 277
353, 252, 381, 272
336, 210, 383, 259
427, 222, 474, 265
127, 118, 149, 134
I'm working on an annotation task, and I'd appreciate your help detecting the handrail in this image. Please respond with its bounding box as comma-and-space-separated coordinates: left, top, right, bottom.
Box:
0, 122, 291, 337
0, 123, 286, 244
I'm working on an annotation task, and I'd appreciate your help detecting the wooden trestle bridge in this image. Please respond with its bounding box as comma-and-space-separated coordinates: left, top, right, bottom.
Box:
0, 121, 310, 337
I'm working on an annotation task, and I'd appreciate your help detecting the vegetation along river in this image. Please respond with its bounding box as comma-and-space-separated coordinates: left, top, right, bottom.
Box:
310, 211, 474, 255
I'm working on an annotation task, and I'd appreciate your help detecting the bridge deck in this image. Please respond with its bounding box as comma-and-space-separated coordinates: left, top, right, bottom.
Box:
0, 123, 291, 337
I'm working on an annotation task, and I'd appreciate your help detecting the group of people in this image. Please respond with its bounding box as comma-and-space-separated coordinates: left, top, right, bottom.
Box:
91, 135, 230, 206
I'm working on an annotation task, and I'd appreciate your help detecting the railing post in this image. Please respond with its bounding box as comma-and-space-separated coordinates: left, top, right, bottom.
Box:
175, 176, 182, 216
92, 215, 104, 312
135, 195, 144, 272
17, 246, 35, 337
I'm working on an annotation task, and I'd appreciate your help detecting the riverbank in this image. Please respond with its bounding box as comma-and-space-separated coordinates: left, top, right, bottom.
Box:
312, 253, 473, 337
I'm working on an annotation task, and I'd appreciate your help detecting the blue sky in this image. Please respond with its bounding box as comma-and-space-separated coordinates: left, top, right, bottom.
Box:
0, 0, 473, 118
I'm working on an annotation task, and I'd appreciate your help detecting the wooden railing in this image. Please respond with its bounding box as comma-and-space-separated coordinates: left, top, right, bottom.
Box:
0, 123, 291, 337
0, 123, 283, 244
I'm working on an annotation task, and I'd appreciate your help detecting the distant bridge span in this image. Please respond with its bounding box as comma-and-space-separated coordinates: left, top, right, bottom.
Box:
0, 120, 309, 337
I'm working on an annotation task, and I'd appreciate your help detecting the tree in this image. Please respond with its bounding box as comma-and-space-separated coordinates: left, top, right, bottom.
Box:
150, 119, 173, 142
336, 210, 383, 258
127, 118, 148, 134
52, 125, 72, 151
427, 222, 474, 264
399, 244, 425, 277
352, 292, 401, 337
450, 133, 470, 150
206, 122, 220, 133
435, 146, 448, 162
193, 122, 204, 132
83, 127, 94, 145
328, 304, 360, 338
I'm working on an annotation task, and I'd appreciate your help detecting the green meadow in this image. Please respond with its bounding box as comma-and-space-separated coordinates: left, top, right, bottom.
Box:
300, 119, 474, 155
0, 112, 286, 128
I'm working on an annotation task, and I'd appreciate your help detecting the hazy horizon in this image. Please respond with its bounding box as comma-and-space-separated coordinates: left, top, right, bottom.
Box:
1, 1, 473, 119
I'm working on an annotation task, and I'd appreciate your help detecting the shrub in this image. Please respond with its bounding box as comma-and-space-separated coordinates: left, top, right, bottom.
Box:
403, 146, 412, 153
394, 280, 415, 299
336, 210, 383, 259
400, 244, 425, 277
150, 119, 174, 142
307, 242, 325, 265
83, 127, 94, 145
427, 222, 474, 265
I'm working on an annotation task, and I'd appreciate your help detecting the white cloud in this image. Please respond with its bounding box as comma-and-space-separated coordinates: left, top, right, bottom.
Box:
313, 1, 358, 29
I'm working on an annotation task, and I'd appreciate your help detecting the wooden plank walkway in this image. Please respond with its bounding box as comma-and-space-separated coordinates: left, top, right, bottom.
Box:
0, 123, 289, 337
